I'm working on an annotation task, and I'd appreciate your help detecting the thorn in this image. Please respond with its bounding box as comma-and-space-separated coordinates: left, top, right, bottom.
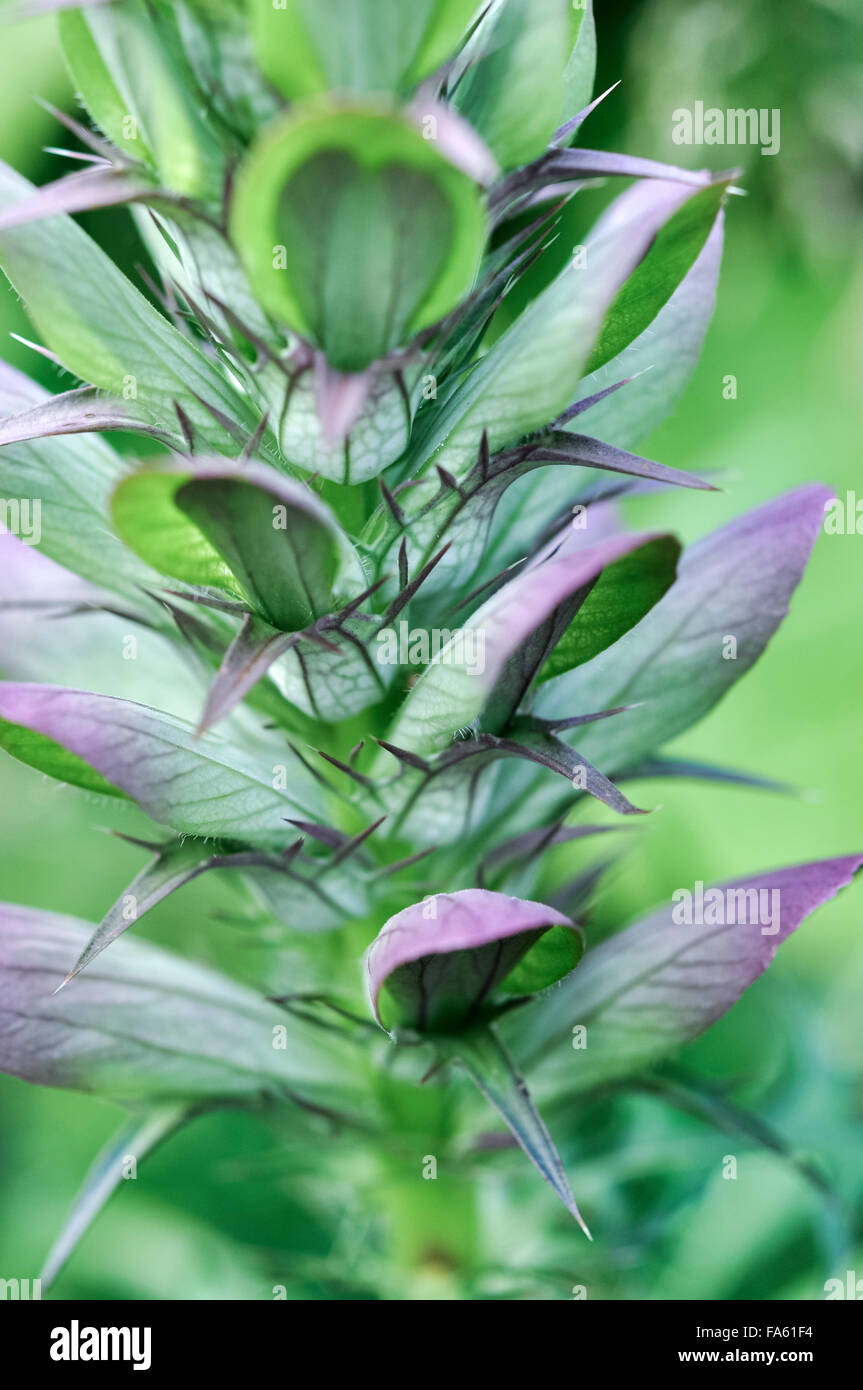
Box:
9, 332, 60, 365
285, 740, 334, 788
284, 818, 347, 849
334, 575, 387, 621
174, 401, 195, 452
203, 291, 292, 376
163, 588, 249, 615
299, 627, 342, 654
552, 369, 652, 428
135, 263, 176, 318
373, 845, 438, 879
186, 388, 251, 449
420, 1057, 446, 1084
383, 542, 452, 625
550, 79, 622, 147
546, 703, 643, 732
35, 97, 117, 162
379, 476, 406, 527
327, 816, 387, 869
477, 429, 490, 482
241, 410, 270, 462
43, 146, 105, 166
374, 739, 431, 773
397, 537, 409, 590
436, 464, 462, 497
220, 162, 235, 232
280, 838, 305, 868
109, 831, 165, 853
316, 748, 374, 789
450, 558, 525, 613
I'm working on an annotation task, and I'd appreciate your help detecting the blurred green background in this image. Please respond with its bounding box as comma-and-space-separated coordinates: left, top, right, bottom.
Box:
0, 0, 860, 1300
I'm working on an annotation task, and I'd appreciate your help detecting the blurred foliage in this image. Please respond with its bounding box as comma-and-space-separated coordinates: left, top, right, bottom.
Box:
0, 0, 860, 1300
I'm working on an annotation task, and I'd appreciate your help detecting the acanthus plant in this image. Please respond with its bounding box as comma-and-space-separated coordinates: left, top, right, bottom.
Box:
0, 0, 857, 1296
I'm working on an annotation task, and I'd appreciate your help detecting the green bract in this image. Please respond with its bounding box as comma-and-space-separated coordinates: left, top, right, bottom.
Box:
230, 102, 487, 371
59, 3, 222, 197
454, 0, 573, 168
111, 460, 364, 625
250, 0, 478, 100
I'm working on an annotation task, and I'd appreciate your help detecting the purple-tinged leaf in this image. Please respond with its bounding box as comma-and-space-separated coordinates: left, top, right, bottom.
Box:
408, 97, 499, 185
366, 887, 590, 1229
366, 888, 581, 1031
0, 363, 163, 603
509, 855, 863, 1084
503, 720, 647, 817
393, 426, 704, 604
489, 147, 717, 222
0, 903, 369, 1105
0, 162, 260, 453
0, 385, 175, 448
536, 533, 681, 684
405, 176, 730, 486
197, 614, 298, 734
480, 540, 673, 735
584, 181, 730, 376
0, 535, 198, 709
60, 837, 281, 985
0, 684, 325, 846
381, 531, 664, 759
550, 80, 620, 148
0, 167, 152, 231
441, 1024, 591, 1235
570, 213, 724, 449
535, 486, 835, 776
